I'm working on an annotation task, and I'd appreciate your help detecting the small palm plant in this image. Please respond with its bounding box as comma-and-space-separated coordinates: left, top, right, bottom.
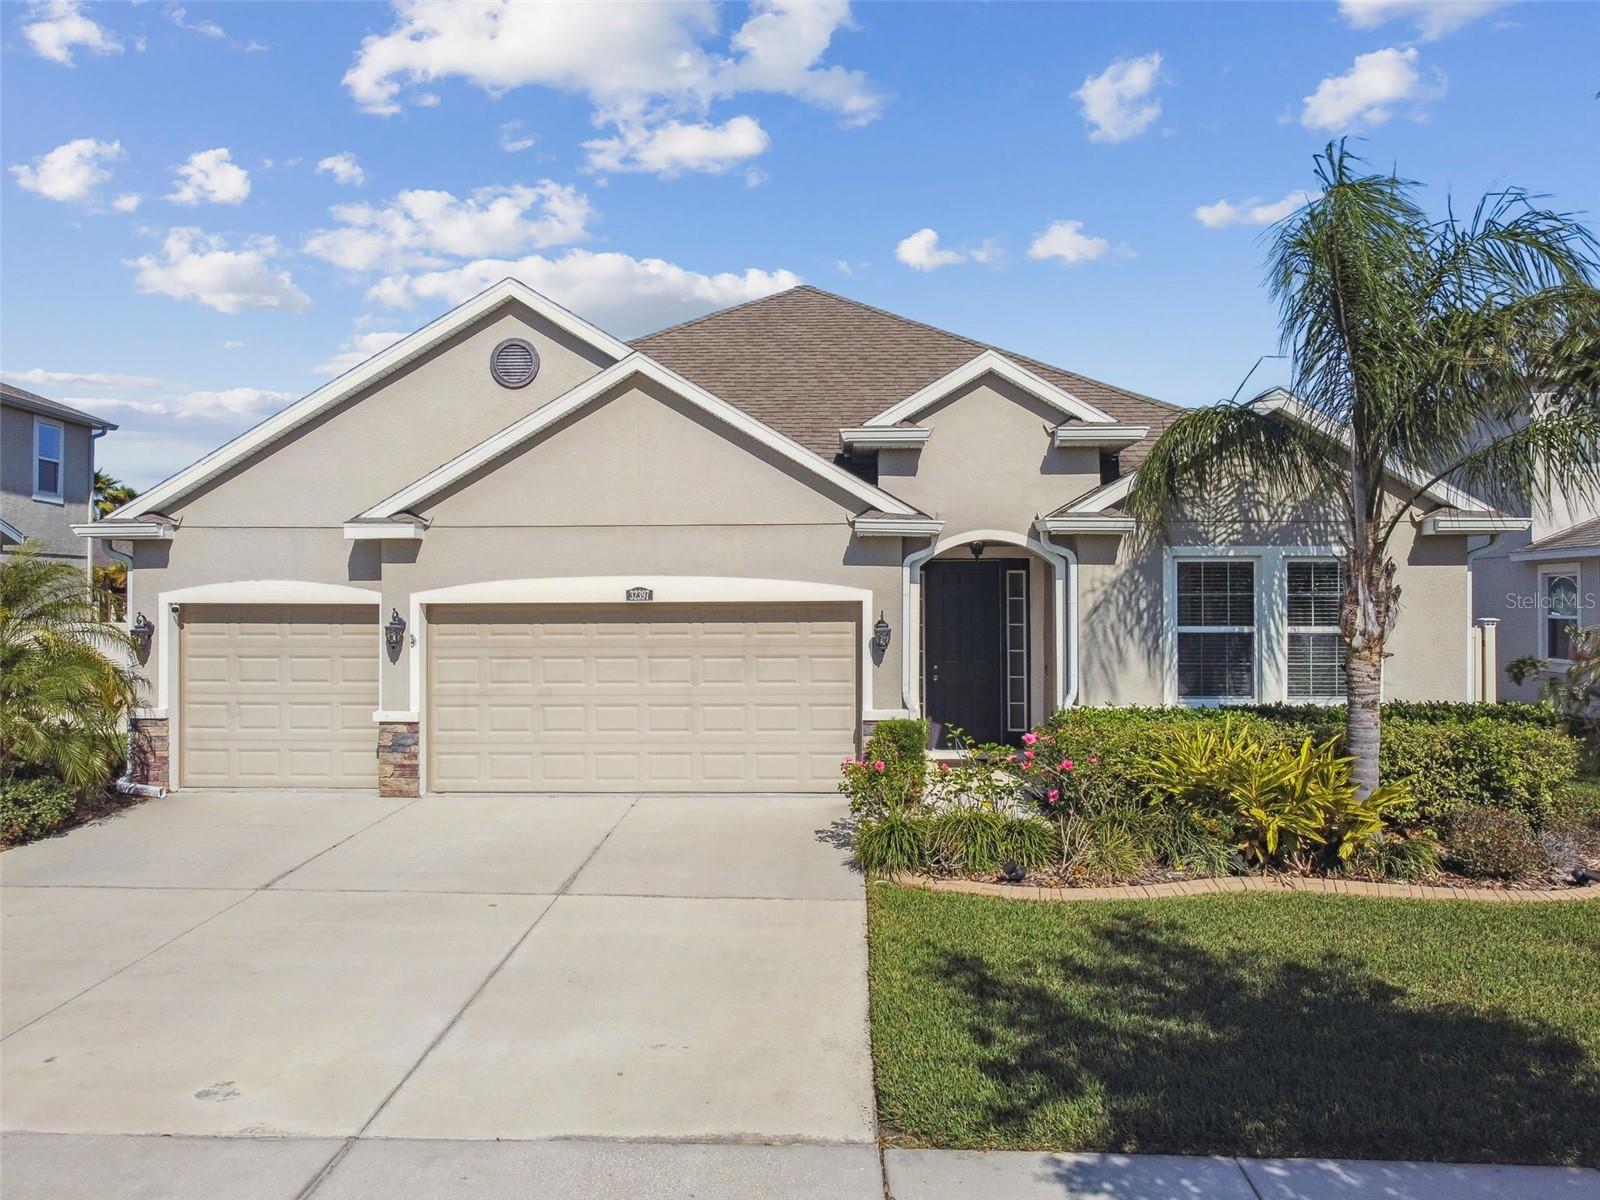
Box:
1129, 142, 1600, 796
0, 543, 141, 791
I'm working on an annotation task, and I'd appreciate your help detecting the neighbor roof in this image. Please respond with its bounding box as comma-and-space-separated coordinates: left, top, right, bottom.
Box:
1, 383, 118, 430
631, 285, 1183, 467
1518, 515, 1600, 556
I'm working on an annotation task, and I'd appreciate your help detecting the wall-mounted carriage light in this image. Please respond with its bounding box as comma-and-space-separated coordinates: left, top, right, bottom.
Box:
129, 612, 154, 664
385, 608, 407, 658
872, 612, 892, 653
969, 541, 987, 560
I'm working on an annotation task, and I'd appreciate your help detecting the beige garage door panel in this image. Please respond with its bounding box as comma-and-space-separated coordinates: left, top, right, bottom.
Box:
180, 604, 378, 788
428, 604, 858, 792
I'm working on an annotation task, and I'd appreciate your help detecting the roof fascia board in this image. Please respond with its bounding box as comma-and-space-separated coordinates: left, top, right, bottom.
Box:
863, 350, 1116, 428
851, 516, 945, 538
360, 353, 920, 519
839, 426, 931, 450
1052, 423, 1148, 448
1510, 544, 1600, 561
343, 520, 427, 541
1420, 513, 1531, 536
0, 517, 23, 542
1036, 515, 1136, 535
72, 519, 175, 540
104, 279, 631, 522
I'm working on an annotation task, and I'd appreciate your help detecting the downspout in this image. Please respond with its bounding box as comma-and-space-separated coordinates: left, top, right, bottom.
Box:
1465, 531, 1503, 701
1035, 527, 1080, 709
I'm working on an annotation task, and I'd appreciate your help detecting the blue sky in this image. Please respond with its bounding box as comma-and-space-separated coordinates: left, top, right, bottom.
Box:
3, 0, 1596, 490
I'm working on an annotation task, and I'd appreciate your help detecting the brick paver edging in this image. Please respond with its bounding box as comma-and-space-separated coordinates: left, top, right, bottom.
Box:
887, 872, 1600, 903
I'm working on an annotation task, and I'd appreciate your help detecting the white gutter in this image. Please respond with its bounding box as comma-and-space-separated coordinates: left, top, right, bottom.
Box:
73, 519, 175, 540
1421, 513, 1531, 536
1051, 424, 1148, 449
344, 520, 427, 541
839, 426, 931, 451
851, 516, 945, 538
1036, 515, 1136, 536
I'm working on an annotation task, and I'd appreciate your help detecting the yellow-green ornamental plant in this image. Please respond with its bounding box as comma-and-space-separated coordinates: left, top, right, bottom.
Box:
0, 543, 141, 791
1128, 143, 1600, 797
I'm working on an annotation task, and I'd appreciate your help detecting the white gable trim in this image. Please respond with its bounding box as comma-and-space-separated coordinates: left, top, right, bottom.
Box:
359, 352, 919, 520
863, 350, 1116, 428
105, 279, 631, 522
0, 517, 23, 543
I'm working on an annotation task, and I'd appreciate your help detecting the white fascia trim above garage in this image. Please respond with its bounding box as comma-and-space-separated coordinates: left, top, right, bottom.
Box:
102, 278, 631, 523
1052, 423, 1148, 448
852, 515, 945, 538
864, 350, 1117, 428
344, 520, 427, 541
154, 579, 381, 789
1035, 515, 1137, 535
403, 575, 880, 735
72, 518, 176, 540
839, 426, 931, 451
359, 353, 920, 520
1421, 513, 1531, 536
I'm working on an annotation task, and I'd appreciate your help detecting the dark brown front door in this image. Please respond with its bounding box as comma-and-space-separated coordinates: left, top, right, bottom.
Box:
925, 560, 1007, 746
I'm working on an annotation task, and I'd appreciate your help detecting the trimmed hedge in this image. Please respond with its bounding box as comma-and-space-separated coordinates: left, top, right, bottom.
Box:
1033, 704, 1579, 832
0, 776, 78, 844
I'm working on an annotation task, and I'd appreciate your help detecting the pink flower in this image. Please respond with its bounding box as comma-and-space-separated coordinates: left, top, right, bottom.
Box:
1088, 755, 1099, 766
873, 760, 886, 772
1046, 788, 1060, 804
1060, 759, 1075, 771
939, 762, 951, 772
1021, 732, 1038, 746
1023, 749, 1035, 760
1007, 754, 1018, 762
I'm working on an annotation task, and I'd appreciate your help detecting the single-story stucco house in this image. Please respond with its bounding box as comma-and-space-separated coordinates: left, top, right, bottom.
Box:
79, 281, 1518, 796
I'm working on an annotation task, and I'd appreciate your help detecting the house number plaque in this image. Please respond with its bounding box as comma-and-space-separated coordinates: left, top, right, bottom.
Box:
625, 586, 654, 602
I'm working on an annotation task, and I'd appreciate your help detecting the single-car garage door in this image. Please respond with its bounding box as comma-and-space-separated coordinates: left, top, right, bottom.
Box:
180, 604, 378, 788
427, 604, 858, 792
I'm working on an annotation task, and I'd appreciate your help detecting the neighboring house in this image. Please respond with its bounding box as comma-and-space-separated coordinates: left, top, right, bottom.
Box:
81, 281, 1511, 796
1471, 485, 1600, 700
1, 383, 116, 569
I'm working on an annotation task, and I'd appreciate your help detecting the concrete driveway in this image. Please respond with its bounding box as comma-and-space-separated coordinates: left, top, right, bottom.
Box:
0, 791, 879, 1199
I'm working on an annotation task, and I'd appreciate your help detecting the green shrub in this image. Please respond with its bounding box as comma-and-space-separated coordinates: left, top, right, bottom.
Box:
842, 719, 931, 813
1057, 808, 1150, 883
854, 809, 930, 876
1136, 807, 1237, 875
867, 718, 930, 759
1, 776, 79, 844
1350, 831, 1442, 881
1442, 807, 1547, 880
1380, 718, 1578, 829
928, 806, 1009, 872
1000, 815, 1057, 871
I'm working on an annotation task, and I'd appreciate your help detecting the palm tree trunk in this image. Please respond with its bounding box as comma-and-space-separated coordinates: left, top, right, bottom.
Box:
1345, 638, 1383, 797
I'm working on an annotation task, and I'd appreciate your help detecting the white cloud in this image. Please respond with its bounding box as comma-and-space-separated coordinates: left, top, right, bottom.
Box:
303, 181, 593, 272
1074, 52, 1163, 144
126, 227, 311, 313
312, 329, 409, 376
584, 116, 769, 177
1301, 46, 1441, 130
366, 249, 800, 337
23, 0, 121, 65
498, 120, 537, 152
316, 152, 366, 186
1193, 190, 1312, 229
1027, 220, 1111, 266
9, 137, 123, 204
1338, 0, 1508, 40
344, 0, 880, 121
111, 192, 141, 212
167, 147, 252, 205
166, 4, 224, 39
97, 429, 226, 491
2, 367, 165, 390
164, 387, 296, 419
221, 340, 245, 349
895, 227, 965, 272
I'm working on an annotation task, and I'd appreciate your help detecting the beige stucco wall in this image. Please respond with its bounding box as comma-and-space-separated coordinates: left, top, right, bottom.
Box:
166, 302, 614, 528
1, 402, 96, 562
877, 375, 1101, 528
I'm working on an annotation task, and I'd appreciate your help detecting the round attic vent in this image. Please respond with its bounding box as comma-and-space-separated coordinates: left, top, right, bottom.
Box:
490, 337, 540, 389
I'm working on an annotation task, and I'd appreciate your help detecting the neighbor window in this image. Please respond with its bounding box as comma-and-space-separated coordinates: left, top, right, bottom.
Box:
33, 418, 63, 500
1542, 570, 1579, 661
1286, 560, 1346, 701
1175, 559, 1255, 700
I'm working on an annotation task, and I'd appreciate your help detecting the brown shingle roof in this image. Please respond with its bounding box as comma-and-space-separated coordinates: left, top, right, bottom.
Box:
1521, 515, 1600, 556
631, 285, 1183, 468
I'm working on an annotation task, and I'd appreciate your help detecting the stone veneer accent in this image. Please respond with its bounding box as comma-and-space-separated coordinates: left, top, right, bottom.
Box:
127, 716, 170, 790
377, 721, 420, 798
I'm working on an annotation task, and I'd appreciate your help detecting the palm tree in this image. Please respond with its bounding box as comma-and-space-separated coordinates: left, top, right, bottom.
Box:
1128, 143, 1600, 795
0, 543, 141, 791
94, 470, 137, 517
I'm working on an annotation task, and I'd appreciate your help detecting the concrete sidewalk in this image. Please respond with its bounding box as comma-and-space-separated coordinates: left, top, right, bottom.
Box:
884, 1149, 1600, 1200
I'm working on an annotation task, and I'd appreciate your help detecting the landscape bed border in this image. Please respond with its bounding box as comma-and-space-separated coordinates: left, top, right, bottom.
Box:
886, 873, 1600, 903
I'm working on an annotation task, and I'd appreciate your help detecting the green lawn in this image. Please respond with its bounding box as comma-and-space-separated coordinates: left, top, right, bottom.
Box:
868, 884, 1600, 1165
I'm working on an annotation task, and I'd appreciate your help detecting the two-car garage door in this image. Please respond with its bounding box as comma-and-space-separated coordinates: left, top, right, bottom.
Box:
426, 604, 857, 792
178, 601, 858, 792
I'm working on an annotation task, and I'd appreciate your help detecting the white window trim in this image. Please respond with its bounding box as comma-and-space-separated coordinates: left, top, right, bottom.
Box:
1538, 562, 1581, 665
1171, 555, 1260, 706
1285, 558, 1347, 704
33, 416, 64, 503
1162, 545, 1346, 706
